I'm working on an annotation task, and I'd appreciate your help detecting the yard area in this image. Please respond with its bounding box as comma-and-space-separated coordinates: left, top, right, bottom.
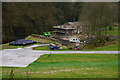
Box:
2, 54, 118, 78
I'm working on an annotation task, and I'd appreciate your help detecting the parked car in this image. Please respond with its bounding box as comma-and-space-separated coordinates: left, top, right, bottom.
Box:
69, 37, 80, 43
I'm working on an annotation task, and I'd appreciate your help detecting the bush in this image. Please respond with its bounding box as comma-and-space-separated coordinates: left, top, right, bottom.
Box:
84, 35, 114, 49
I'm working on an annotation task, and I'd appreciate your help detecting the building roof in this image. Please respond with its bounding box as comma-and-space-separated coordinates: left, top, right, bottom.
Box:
53, 22, 79, 30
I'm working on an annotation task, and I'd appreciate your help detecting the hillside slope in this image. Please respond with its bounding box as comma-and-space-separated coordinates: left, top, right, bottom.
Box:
2, 2, 82, 43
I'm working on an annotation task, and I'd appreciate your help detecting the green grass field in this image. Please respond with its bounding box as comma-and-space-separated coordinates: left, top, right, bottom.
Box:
2, 54, 118, 78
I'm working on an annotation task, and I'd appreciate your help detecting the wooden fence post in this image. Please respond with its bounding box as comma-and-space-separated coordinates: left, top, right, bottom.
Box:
9, 70, 14, 80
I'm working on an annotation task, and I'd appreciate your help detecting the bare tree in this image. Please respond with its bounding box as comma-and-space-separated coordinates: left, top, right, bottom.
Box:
79, 2, 118, 38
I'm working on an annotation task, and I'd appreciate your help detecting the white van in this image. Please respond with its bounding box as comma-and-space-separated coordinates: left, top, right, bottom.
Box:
69, 37, 80, 43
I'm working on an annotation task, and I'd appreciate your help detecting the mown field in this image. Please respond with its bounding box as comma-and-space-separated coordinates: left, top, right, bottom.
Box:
2, 54, 118, 78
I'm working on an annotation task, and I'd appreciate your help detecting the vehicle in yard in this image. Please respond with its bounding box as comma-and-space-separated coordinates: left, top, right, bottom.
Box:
69, 37, 80, 43
49, 43, 63, 50
43, 32, 51, 37
50, 46, 59, 50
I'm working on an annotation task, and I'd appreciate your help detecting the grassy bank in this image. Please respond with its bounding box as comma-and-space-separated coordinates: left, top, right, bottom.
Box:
1, 43, 41, 50
2, 54, 118, 78
1, 43, 24, 50
107, 26, 119, 36
33, 43, 119, 51
33, 45, 73, 51
1, 35, 56, 50
82, 44, 118, 51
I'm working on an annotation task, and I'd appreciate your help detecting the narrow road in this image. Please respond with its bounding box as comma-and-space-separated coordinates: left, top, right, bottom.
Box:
0, 44, 119, 67
34, 50, 119, 54
25, 44, 119, 54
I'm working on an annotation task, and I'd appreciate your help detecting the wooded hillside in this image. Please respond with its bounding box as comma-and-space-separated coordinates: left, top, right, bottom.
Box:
2, 2, 82, 43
